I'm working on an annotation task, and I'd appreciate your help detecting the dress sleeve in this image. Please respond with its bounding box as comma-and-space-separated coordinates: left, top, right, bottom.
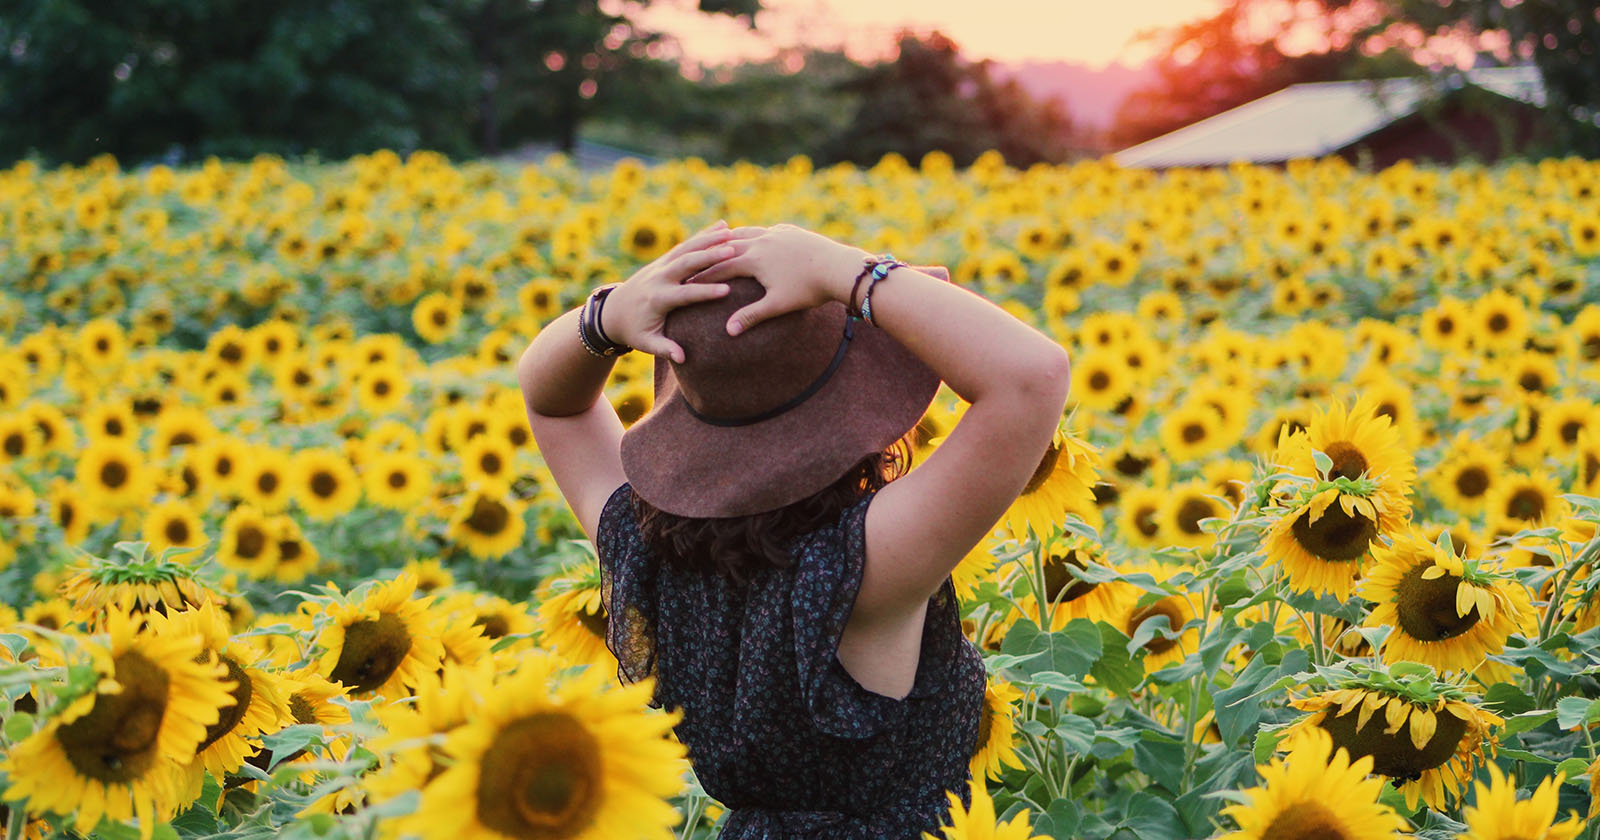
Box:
791, 490, 914, 740
594, 483, 660, 703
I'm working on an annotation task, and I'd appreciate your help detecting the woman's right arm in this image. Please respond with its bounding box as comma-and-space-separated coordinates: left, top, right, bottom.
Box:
693, 224, 1072, 620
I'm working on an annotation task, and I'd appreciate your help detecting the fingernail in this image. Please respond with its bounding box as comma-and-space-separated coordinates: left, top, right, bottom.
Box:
727, 321, 742, 336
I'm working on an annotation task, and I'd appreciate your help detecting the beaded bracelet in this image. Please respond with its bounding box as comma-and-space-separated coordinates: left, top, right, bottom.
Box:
578, 285, 632, 357
858, 256, 905, 327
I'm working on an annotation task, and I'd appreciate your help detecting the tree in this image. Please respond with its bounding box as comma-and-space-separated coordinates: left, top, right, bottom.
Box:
820, 31, 1075, 167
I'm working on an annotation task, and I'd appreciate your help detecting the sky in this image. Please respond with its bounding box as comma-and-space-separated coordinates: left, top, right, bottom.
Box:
623, 0, 1225, 69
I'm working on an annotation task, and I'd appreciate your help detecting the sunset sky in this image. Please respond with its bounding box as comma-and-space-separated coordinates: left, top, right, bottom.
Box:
626, 0, 1224, 68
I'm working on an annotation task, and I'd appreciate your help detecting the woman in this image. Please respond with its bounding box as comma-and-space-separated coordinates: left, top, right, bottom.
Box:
517, 220, 1071, 839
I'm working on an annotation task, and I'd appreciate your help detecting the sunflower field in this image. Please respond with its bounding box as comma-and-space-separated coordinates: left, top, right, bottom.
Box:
1, 148, 1599, 840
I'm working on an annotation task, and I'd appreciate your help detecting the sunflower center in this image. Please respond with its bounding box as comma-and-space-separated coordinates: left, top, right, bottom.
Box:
236, 524, 268, 560
1453, 466, 1489, 498
1289, 502, 1377, 562
165, 518, 190, 545
1113, 453, 1150, 478
1322, 441, 1368, 480
480, 452, 503, 474
1506, 488, 1546, 522
100, 460, 128, 489
1087, 370, 1111, 391
1042, 550, 1099, 604
257, 472, 279, 494
3, 432, 22, 456
289, 693, 318, 725
56, 651, 169, 783
1134, 504, 1160, 538
576, 604, 608, 640
1488, 313, 1510, 333
632, 228, 658, 250
196, 654, 253, 753
1394, 564, 1480, 642
328, 612, 412, 694
1176, 497, 1215, 536
279, 537, 303, 563
310, 471, 338, 499
476, 712, 603, 838
474, 614, 512, 638
1129, 598, 1186, 655
1020, 442, 1063, 496
1181, 423, 1207, 444
1259, 803, 1350, 840
1319, 702, 1467, 780
465, 496, 511, 535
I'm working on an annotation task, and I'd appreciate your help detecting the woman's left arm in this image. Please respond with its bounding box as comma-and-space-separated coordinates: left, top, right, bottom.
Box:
516, 221, 748, 539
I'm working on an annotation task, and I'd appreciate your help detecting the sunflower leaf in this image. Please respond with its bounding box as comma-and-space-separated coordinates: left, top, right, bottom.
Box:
1555, 695, 1597, 729
1312, 449, 1333, 476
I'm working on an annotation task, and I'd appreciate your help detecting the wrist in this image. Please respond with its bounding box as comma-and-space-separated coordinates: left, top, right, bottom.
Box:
825, 244, 874, 306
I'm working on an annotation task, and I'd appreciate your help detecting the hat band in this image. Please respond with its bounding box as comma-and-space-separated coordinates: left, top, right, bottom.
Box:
684, 321, 855, 428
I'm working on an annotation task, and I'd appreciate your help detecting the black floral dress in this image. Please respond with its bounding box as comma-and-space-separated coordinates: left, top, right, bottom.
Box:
595, 482, 988, 840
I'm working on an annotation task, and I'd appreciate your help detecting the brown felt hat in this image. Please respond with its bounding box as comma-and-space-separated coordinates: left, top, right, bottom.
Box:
619, 275, 941, 518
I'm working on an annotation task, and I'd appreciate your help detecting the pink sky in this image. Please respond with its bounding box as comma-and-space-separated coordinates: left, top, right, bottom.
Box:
620, 0, 1225, 68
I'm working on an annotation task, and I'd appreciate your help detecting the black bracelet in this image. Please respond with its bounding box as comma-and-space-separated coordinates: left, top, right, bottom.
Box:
578, 285, 631, 357
859, 258, 905, 326
846, 259, 876, 319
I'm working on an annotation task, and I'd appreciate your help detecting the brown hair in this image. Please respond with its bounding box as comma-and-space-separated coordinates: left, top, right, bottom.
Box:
633, 436, 914, 585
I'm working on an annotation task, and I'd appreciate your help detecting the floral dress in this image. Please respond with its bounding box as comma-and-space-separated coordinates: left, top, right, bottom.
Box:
595, 482, 988, 839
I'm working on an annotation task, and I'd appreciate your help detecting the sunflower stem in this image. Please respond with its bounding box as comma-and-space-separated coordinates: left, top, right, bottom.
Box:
677, 793, 706, 840
1030, 533, 1053, 630
5, 806, 22, 840
1311, 611, 1327, 668
1537, 534, 1598, 644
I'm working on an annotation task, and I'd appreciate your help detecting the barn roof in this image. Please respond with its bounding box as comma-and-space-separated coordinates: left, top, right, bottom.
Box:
1113, 66, 1546, 169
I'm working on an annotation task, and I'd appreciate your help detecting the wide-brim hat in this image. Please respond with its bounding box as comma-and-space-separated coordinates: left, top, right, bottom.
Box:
619, 275, 940, 518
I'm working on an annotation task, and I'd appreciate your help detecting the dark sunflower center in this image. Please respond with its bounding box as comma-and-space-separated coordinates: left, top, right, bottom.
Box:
56, 651, 169, 783
576, 603, 608, 640
1176, 497, 1216, 535
1129, 599, 1186, 655
476, 712, 602, 837
480, 452, 503, 474
328, 612, 412, 694
1289, 501, 1377, 562
615, 396, 647, 425
3, 433, 22, 456
474, 614, 512, 639
164, 518, 190, 545
975, 694, 996, 748
1088, 370, 1111, 391
279, 538, 303, 562
387, 470, 409, 490
1560, 421, 1583, 445
257, 472, 279, 494
1322, 441, 1368, 480
465, 496, 510, 535
196, 654, 253, 753
1505, 488, 1546, 522
236, 524, 267, 560
310, 471, 338, 499
1488, 312, 1510, 333
170, 431, 196, 448
431, 309, 449, 327
1181, 423, 1207, 444
1319, 701, 1467, 780
215, 455, 234, 477
1134, 505, 1160, 538
1113, 453, 1150, 478
1259, 803, 1350, 840
1021, 443, 1063, 496
374, 380, 391, 396
100, 460, 128, 489
289, 693, 318, 725
1394, 563, 1481, 642
1453, 467, 1489, 498
632, 228, 658, 250
1042, 550, 1099, 604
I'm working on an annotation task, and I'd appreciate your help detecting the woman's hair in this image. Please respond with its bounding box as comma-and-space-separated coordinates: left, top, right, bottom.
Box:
633, 435, 914, 584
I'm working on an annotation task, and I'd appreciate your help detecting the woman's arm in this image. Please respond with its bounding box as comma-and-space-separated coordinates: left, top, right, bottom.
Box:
517, 221, 743, 539
690, 224, 1071, 619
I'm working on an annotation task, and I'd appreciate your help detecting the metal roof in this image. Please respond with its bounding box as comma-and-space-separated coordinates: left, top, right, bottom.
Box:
1113, 66, 1546, 169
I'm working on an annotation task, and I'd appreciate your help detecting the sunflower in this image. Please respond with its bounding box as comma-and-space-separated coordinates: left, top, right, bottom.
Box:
1119, 567, 1200, 674
1272, 397, 1416, 518
413, 293, 462, 344
1457, 762, 1585, 840
194, 436, 250, 499
364, 662, 489, 832
1, 605, 237, 840
1158, 401, 1226, 464
413, 653, 687, 840
517, 277, 566, 325
362, 449, 434, 511
78, 436, 153, 511
1161, 480, 1230, 550
1218, 726, 1408, 840
970, 675, 1025, 781
1473, 289, 1531, 355
76, 317, 128, 370
265, 514, 321, 582
1360, 527, 1535, 674
1013, 537, 1129, 629
1431, 434, 1500, 516
449, 489, 527, 559
1068, 349, 1132, 413
1484, 470, 1568, 540
315, 571, 445, 699
1001, 420, 1099, 542
57, 550, 215, 622
1266, 486, 1399, 601
459, 434, 516, 495
537, 560, 616, 673
139, 498, 207, 557
404, 558, 457, 596
0, 412, 42, 465
292, 447, 362, 521
355, 361, 410, 416
148, 603, 289, 801
924, 776, 1047, 840
46, 476, 95, 544
236, 447, 293, 513
1115, 485, 1167, 548
1283, 683, 1502, 810
216, 505, 280, 577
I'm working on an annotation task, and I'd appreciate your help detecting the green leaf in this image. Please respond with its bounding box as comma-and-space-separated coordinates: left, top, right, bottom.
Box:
1554, 696, 1598, 729
1252, 725, 1286, 764
1089, 621, 1143, 696
1482, 682, 1536, 717
1132, 733, 1186, 793
4, 711, 36, 742
1052, 714, 1097, 755
1000, 618, 1102, 681
261, 723, 324, 767
1312, 449, 1333, 476
1496, 748, 1555, 765
1554, 757, 1591, 783
1030, 797, 1080, 839
1119, 791, 1186, 839
1503, 709, 1559, 735
0, 633, 28, 657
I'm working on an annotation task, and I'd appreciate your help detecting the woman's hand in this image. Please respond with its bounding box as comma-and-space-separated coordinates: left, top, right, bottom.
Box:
684, 223, 872, 336
600, 220, 758, 362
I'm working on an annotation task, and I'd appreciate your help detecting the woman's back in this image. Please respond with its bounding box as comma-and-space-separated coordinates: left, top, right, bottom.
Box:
596, 482, 986, 839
